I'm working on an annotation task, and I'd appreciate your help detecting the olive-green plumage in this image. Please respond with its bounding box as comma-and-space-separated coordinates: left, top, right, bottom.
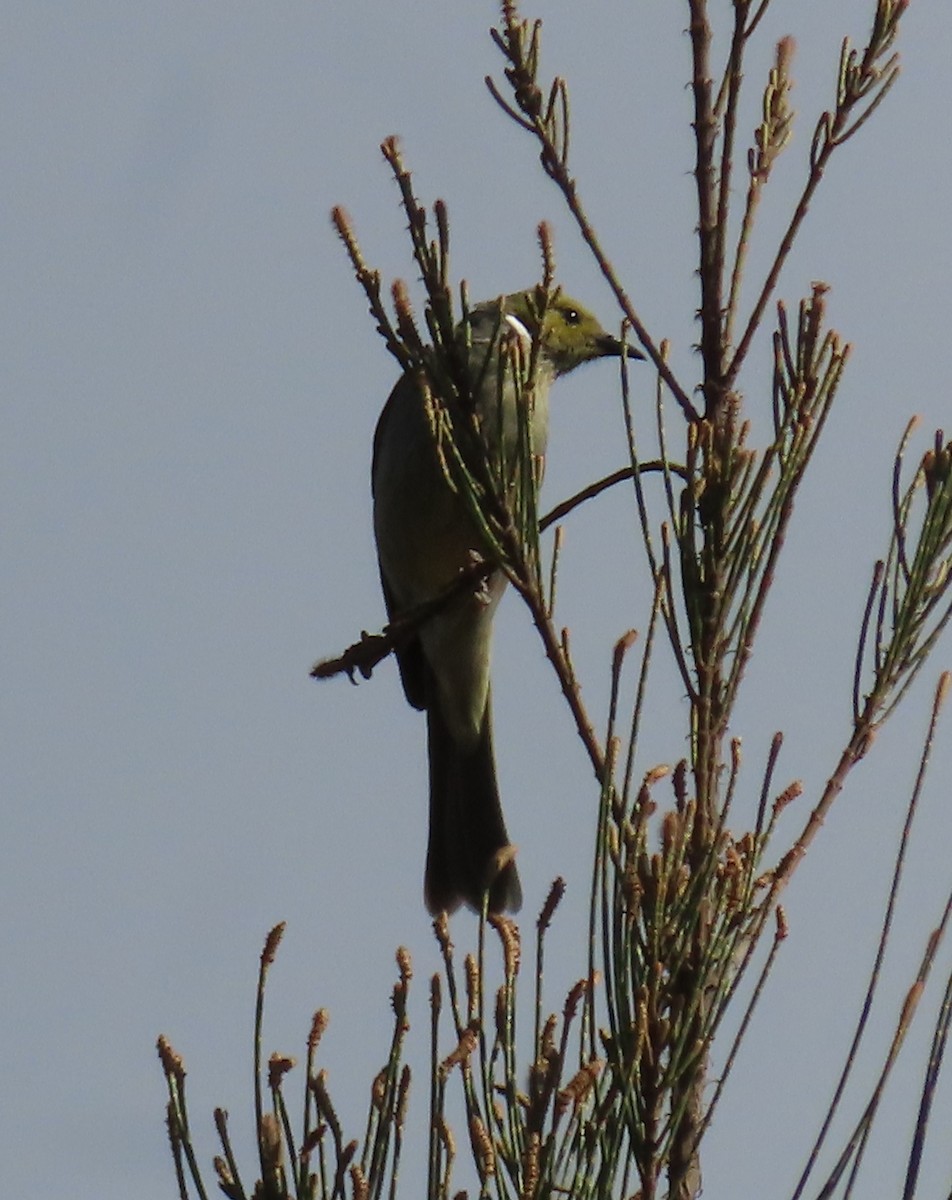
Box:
372, 292, 639, 914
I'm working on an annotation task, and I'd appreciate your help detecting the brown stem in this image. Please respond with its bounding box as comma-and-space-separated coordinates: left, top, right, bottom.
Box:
687, 0, 726, 418
510, 574, 607, 785
539, 461, 684, 533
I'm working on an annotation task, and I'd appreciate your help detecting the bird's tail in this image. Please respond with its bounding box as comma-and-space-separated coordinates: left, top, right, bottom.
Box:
424, 685, 522, 915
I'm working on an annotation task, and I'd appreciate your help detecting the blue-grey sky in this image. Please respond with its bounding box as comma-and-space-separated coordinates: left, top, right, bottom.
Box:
3, 3, 952, 1196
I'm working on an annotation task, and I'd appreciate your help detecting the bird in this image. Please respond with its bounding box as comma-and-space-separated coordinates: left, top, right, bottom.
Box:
371, 290, 641, 915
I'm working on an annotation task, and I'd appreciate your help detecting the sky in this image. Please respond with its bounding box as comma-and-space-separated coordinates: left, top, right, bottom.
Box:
3, 2, 952, 1197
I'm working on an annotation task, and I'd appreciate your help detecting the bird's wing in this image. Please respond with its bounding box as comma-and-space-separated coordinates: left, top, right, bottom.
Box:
372, 376, 428, 712
377, 564, 426, 711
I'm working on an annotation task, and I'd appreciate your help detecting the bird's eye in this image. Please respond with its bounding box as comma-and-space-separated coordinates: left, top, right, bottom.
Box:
564, 308, 581, 326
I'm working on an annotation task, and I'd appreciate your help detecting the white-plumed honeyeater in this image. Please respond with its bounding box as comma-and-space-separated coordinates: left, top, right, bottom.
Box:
372, 291, 642, 915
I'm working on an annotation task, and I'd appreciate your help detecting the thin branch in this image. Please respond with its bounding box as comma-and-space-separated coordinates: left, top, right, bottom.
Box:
727, 2, 905, 384
791, 672, 950, 1200
539, 461, 686, 532
687, 0, 726, 412
310, 560, 494, 684
485, 10, 698, 422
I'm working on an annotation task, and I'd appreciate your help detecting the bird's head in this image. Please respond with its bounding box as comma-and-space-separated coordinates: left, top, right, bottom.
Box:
484, 290, 644, 378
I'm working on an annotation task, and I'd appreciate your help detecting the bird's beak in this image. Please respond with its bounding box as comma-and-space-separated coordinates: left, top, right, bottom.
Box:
598, 333, 646, 361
